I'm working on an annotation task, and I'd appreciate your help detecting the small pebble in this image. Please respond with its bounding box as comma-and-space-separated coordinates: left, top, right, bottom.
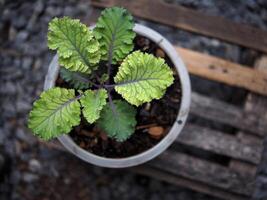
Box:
148, 126, 164, 139
29, 159, 41, 172
22, 172, 39, 183
156, 49, 165, 58
16, 31, 29, 42
22, 57, 33, 70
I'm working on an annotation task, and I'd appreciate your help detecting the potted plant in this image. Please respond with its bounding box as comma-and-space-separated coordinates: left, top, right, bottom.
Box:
28, 7, 191, 168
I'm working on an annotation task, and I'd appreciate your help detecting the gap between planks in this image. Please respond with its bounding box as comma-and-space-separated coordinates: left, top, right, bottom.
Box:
40, 121, 262, 166
40, 139, 255, 197
179, 124, 261, 165
39, 119, 262, 166
148, 150, 254, 196
91, 0, 267, 53
230, 57, 267, 172
86, 7, 267, 96
233, 56, 267, 197
190, 92, 267, 137
131, 166, 250, 200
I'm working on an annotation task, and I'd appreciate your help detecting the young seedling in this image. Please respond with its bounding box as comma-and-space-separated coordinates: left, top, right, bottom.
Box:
28, 7, 174, 142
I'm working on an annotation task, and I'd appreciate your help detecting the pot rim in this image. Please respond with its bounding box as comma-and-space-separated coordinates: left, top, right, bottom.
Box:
44, 23, 191, 168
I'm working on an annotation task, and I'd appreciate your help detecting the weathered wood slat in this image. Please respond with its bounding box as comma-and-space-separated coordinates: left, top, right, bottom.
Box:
42, 139, 254, 198
132, 166, 249, 200
42, 121, 262, 165
246, 57, 267, 120
86, 8, 267, 96
243, 57, 267, 198
91, 0, 267, 53
230, 57, 267, 178
229, 160, 257, 178
178, 124, 262, 164
149, 151, 254, 196
177, 47, 267, 96
191, 92, 267, 136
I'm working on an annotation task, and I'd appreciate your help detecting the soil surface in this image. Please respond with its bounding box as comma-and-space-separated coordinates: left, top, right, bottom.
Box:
56, 35, 181, 158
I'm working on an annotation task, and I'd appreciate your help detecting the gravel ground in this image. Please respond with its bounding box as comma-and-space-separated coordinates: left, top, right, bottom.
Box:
0, 0, 267, 199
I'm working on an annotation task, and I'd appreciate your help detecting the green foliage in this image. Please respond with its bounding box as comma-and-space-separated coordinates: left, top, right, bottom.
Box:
48, 17, 100, 74
60, 68, 91, 90
28, 88, 81, 140
28, 7, 176, 142
80, 89, 108, 123
100, 73, 109, 84
97, 100, 137, 142
114, 51, 174, 106
93, 7, 136, 63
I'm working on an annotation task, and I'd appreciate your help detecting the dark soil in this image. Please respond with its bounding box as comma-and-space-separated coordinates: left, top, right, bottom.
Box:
56, 35, 182, 158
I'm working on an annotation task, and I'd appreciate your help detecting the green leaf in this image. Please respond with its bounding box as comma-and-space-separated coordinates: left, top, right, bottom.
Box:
100, 73, 109, 84
114, 51, 174, 106
48, 17, 100, 74
93, 7, 136, 63
60, 67, 91, 90
80, 89, 108, 123
28, 87, 81, 140
97, 100, 137, 142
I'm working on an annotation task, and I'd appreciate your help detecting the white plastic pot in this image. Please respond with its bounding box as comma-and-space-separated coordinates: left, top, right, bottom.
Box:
44, 24, 191, 168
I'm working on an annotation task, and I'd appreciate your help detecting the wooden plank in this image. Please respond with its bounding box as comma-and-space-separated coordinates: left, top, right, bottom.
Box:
177, 47, 267, 96
91, 0, 267, 53
178, 124, 262, 164
240, 56, 267, 198
132, 166, 249, 200
190, 92, 267, 136
230, 57, 267, 176
246, 57, 267, 118
149, 150, 254, 196
41, 122, 262, 165
41, 139, 253, 198
86, 8, 267, 96
229, 160, 257, 177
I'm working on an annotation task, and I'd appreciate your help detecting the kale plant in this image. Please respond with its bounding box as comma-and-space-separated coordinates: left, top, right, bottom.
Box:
28, 7, 174, 142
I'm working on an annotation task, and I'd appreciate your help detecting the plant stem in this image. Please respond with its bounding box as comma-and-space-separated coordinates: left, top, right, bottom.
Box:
104, 84, 115, 89
66, 70, 101, 88
107, 90, 117, 117
107, 34, 115, 84
104, 78, 158, 89
76, 93, 84, 100
107, 59, 112, 84
94, 73, 102, 83
88, 79, 101, 88
70, 71, 101, 88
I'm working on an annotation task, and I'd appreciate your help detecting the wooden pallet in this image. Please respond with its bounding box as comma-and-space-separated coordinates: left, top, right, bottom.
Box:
44, 1, 267, 199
